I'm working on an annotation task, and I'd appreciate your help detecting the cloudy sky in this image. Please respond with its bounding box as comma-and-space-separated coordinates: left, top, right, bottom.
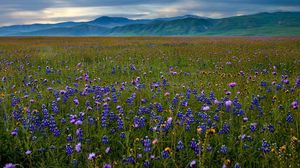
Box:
0, 0, 299, 26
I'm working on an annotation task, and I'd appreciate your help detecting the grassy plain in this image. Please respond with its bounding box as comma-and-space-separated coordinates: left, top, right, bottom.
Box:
0, 37, 299, 168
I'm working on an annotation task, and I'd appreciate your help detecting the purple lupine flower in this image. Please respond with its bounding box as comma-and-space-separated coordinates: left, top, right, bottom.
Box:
214, 99, 219, 104
286, 112, 293, 123
225, 91, 231, 95
250, 123, 257, 132
60, 90, 66, 94
190, 138, 200, 154
162, 150, 170, 159
291, 101, 298, 109
261, 140, 270, 153
189, 160, 196, 168
11, 128, 19, 136
3, 163, 16, 168
120, 132, 126, 139
234, 163, 241, 168
76, 128, 83, 141
202, 105, 210, 111
88, 153, 96, 160
219, 122, 230, 134
67, 134, 73, 142
72, 159, 78, 167
228, 82, 237, 87
25, 150, 32, 155
176, 140, 184, 151
103, 164, 112, 168
130, 64, 136, 70
102, 135, 109, 144
225, 100, 232, 111
164, 117, 173, 131
144, 160, 151, 167
46, 66, 51, 74
73, 97, 79, 105
123, 156, 135, 164
240, 71, 245, 76
206, 144, 213, 152
11, 97, 19, 107
75, 143, 81, 152
1, 76, 6, 82
51, 101, 59, 113
66, 144, 73, 155
142, 136, 151, 152
295, 77, 300, 87
84, 73, 89, 81
220, 145, 228, 154
105, 147, 110, 154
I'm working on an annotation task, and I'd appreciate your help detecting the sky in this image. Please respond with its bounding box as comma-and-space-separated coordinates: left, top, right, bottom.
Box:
0, 0, 300, 26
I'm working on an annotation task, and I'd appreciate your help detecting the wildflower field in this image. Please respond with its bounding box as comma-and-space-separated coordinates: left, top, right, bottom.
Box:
0, 37, 299, 168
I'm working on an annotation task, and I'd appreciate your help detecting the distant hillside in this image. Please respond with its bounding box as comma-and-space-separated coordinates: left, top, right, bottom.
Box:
1, 12, 300, 36
110, 18, 215, 35
203, 12, 300, 35
16, 24, 110, 36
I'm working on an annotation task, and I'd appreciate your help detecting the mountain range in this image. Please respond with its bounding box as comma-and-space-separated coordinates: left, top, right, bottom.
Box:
0, 12, 299, 36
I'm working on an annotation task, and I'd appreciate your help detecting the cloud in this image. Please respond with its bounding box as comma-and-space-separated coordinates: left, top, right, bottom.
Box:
0, 0, 299, 26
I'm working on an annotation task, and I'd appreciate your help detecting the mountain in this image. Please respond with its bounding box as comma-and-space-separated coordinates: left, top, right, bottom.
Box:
152, 15, 208, 21
15, 24, 109, 36
87, 16, 146, 28
1, 12, 300, 36
110, 18, 215, 35
0, 22, 82, 36
202, 11, 300, 35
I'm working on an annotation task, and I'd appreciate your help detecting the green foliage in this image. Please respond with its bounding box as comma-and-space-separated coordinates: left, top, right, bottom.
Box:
0, 37, 299, 168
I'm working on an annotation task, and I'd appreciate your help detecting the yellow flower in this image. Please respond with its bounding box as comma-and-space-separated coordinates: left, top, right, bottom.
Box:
271, 147, 276, 153
164, 147, 171, 153
279, 145, 286, 153
224, 159, 231, 166
197, 128, 202, 134
291, 136, 298, 144
206, 128, 216, 135
23, 107, 28, 113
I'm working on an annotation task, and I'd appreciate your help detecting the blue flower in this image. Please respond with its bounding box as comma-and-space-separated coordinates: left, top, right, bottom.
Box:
220, 145, 228, 154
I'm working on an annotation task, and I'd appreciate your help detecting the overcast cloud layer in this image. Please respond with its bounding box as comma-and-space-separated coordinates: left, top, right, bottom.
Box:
0, 0, 299, 26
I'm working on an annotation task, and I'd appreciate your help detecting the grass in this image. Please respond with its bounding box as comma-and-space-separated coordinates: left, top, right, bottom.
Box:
0, 37, 299, 168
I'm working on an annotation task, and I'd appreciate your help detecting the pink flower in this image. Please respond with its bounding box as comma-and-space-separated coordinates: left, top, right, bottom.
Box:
164, 92, 170, 96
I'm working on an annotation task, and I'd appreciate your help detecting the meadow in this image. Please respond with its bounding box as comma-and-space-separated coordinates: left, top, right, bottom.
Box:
0, 37, 299, 168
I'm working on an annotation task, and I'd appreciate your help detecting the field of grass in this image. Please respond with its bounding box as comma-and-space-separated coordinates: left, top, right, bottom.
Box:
0, 37, 299, 168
